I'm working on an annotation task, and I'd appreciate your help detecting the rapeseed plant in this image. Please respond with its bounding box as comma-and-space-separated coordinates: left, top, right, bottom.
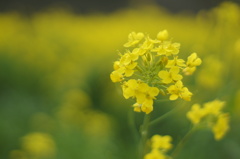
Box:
110, 30, 231, 159
110, 30, 203, 158
110, 30, 201, 114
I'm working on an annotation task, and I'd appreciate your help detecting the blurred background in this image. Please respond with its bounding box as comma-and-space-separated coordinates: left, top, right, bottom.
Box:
0, 0, 240, 159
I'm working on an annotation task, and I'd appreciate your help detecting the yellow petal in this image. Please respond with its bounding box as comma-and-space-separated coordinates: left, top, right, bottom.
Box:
169, 94, 178, 100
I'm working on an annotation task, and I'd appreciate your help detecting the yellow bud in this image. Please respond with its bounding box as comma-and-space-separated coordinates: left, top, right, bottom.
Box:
157, 30, 169, 41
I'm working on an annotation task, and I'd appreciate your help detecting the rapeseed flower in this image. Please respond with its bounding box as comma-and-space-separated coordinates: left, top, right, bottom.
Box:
110, 30, 201, 114
183, 53, 202, 75
144, 134, 173, 159
186, 100, 230, 140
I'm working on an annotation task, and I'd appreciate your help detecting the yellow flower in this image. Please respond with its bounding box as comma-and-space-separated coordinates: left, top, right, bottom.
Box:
124, 32, 144, 47
113, 61, 120, 70
183, 66, 196, 76
133, 83, 159, 114
144, 149, 166, 159
186, 53, 202, 67
167, 81, 192, 101
158, 66, 183, 84
21, 132, 56, 158
203, 100, 225, 115
124, 62, 137, 77
110, 69, 124, 83
165, 56, 186, 68
144, 134, 173, 159
119, 51, 139, 66
183, 53, 202, 75
157, 30, 169, 41
141, 102, 154, 114
180, 87, 193, 101
133, 101, 154, 114
186, 104, 205, 124
151, 135, 172, 151
212, 113, 230, 140
141, 36, 159, 50
153, 41, 180, 56
122, 79, 139, 99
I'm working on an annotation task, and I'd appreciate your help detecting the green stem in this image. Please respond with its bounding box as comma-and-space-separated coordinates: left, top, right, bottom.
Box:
128, 109, 139, 143
171, 126, 196, 157
149, 102, 183, 127
139, 114, 151, 159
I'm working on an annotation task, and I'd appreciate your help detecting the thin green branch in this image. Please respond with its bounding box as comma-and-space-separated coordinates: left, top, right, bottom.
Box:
149, 101, 184, 127
171, 126, 196, 157
128, 109, 139, 143
139, 114, 151, 159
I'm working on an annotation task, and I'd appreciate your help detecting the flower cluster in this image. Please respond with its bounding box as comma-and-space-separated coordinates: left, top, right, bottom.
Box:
144, 134, 172, 159
187, 100, 230, 140
110, 30, 202, 114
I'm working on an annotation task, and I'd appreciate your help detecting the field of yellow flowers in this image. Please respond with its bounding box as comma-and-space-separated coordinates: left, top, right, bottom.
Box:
0, 2, 240, 159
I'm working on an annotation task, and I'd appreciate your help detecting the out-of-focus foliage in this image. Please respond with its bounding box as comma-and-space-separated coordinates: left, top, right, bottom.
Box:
0, 1, 240, 159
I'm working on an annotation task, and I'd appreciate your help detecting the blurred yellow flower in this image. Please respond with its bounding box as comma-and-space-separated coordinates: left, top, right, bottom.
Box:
186, 104, 206, 124
183, 53, 202, 75
157, 30, 169, 41
186, 100, 230, 140
144, 134, 173, 159
212, 113, 230, 140
151, 135, 172, 151
144, 149, 166, 159
21, 132, 56, 158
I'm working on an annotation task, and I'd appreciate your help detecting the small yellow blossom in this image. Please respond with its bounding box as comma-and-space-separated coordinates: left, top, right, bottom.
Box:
124, 32, 144, 47
157, 30, 169, 41
166, 56, 186, 68
21, 132, 56, 158
119, 51, 139, 66
141, 36, 158, 51
183, 67, 196, 76
167, 81, 192, 101
124, 62, 137, 77
203, 100, 225, 115
144, 134, 173, 159
158, 66, 183, 84
153, 41, 180, 56
133, 83, 159, 114
212, 113, 230, 140
144, 149, 166, 159
151, 135, 172, 151
122, 79, 139, 99
110, 68, 125, 82
186, 104, 205, 124
186, 53, 202, 67
113, 61, 120, 70
183, 53, 202, 75
122, 80, 159, 114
